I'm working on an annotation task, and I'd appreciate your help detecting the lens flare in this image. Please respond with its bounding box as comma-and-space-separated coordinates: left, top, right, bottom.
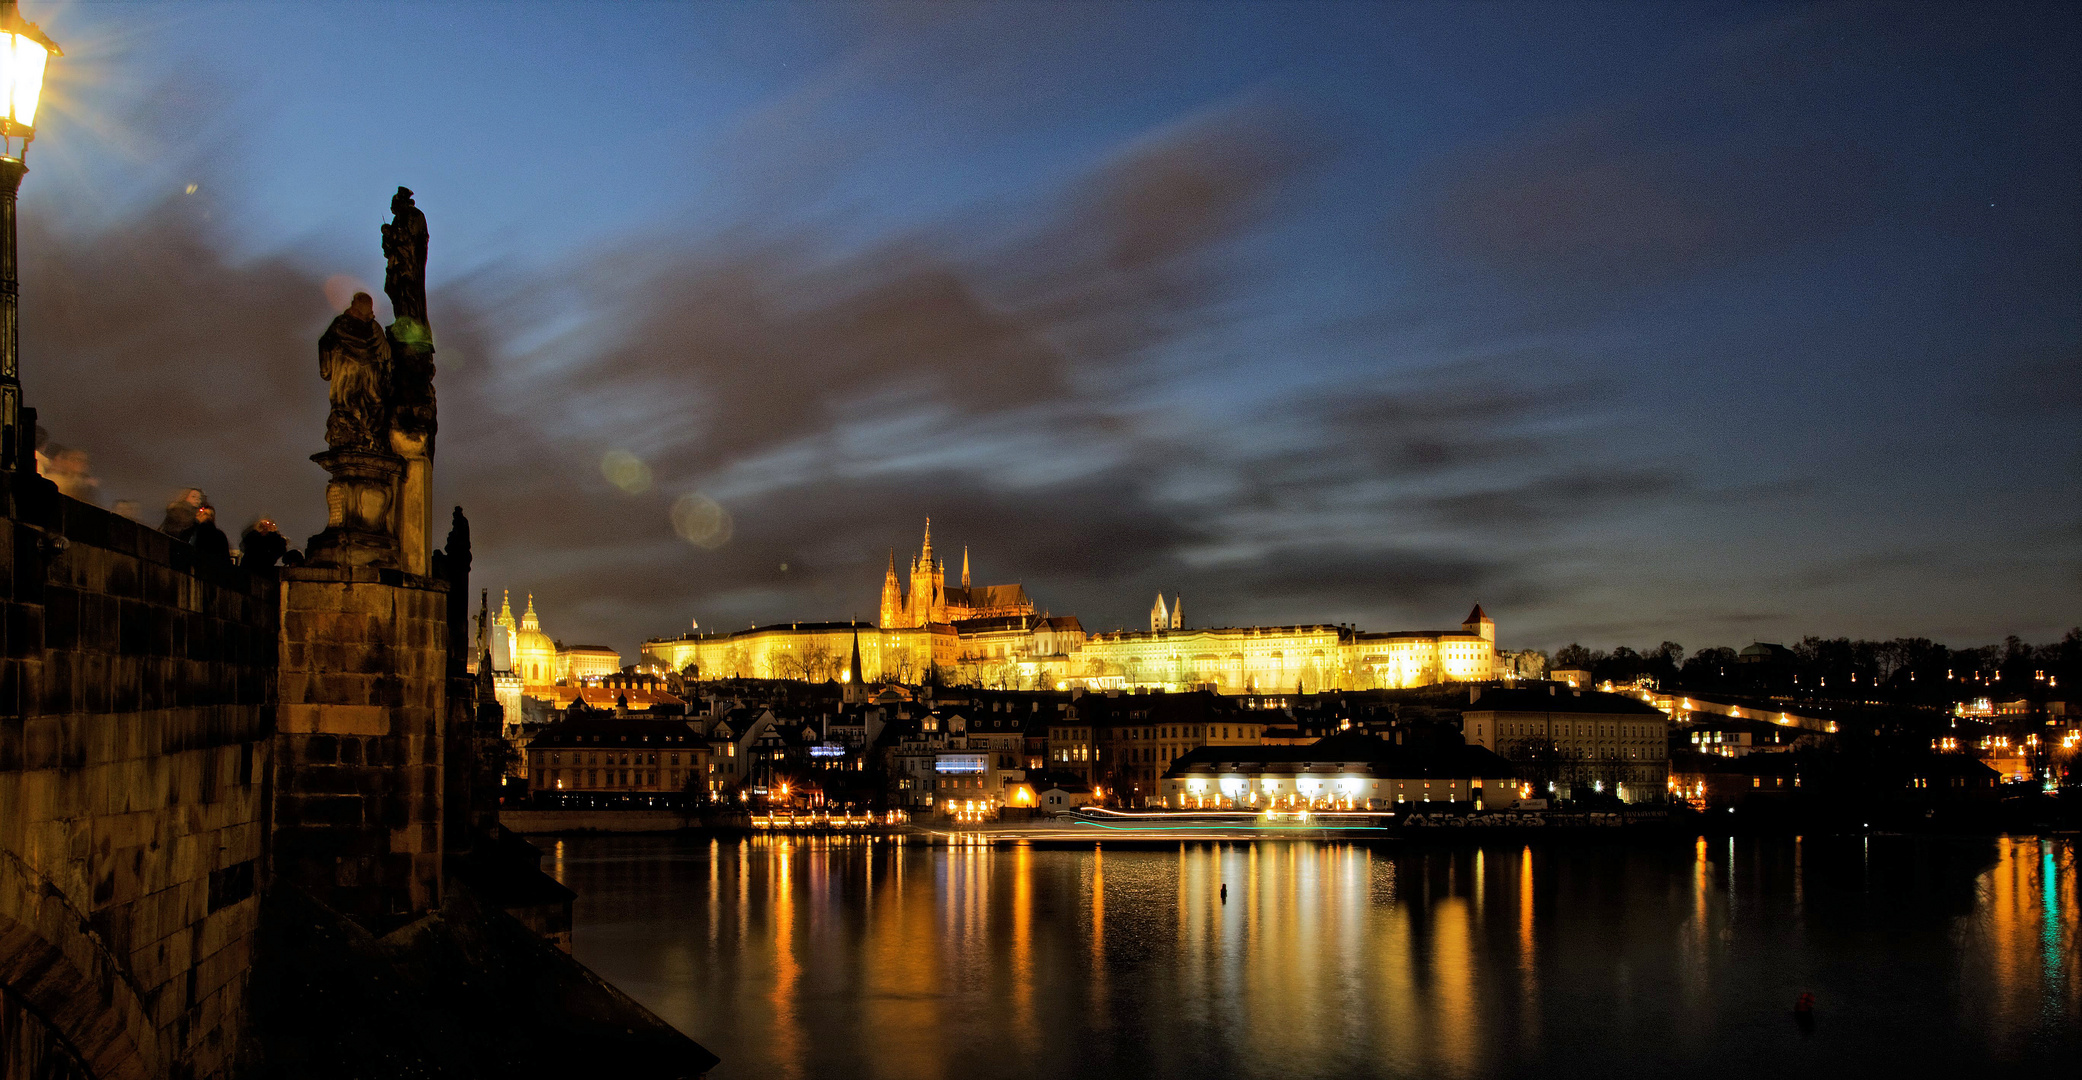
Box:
671, 493, 732, 549
601, 450, 653, 494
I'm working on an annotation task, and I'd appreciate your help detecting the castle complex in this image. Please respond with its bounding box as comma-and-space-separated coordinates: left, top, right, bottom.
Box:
643, 520, 1506, 693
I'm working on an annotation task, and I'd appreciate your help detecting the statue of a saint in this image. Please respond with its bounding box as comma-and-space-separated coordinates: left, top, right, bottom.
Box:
382, 185, 437, 445
317, 292, 392, 451
381, 186, 431, 345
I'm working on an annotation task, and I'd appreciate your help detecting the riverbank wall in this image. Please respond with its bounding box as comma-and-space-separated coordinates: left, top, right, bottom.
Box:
502, 809, 702, 834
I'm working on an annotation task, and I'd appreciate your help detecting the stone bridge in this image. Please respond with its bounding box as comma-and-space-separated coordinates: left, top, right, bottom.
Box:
0, 475, 711, 1079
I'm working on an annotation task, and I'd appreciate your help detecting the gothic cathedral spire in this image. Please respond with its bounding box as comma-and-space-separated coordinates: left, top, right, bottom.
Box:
880, 548, 905, 629
961, 546, 970, 590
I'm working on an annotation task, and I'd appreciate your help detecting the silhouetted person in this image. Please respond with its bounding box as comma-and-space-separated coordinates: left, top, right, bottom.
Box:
240, 517, 288, 571
160, 488, 206, 536
189, 505, 231, 566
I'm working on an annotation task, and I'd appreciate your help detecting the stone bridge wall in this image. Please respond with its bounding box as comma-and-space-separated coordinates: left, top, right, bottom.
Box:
0, 486, 277, 1080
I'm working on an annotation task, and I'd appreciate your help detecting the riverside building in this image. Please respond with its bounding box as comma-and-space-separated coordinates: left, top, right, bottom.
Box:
1160, 731, 1518, 810
1460, 686, 1671, 802
526, 714, 708, 807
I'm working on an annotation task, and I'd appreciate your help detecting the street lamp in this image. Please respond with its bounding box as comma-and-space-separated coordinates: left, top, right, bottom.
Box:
0, 0, 57, 472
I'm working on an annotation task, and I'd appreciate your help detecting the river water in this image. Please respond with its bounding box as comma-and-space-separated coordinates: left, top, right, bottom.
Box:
546, 833, 2079, 1079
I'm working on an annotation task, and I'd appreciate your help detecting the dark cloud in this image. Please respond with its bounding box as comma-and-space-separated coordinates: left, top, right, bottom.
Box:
1323, 357, 1605, 476
23, 192, 332, 527
1219, 545, 1534, 620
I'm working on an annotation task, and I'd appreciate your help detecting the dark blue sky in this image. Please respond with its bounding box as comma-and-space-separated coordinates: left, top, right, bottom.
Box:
19, 1, 2079, 657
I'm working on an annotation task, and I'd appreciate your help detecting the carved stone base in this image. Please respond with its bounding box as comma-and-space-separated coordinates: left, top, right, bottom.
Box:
305, 448, 404, 568
390, 429, 433, 577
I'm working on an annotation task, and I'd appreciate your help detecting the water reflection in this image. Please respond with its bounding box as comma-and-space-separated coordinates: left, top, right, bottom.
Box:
553, 835, 2080, 1078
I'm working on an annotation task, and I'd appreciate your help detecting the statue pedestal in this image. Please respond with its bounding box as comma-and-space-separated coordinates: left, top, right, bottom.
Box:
306, 448, 405, 568
390, 429, 432, 576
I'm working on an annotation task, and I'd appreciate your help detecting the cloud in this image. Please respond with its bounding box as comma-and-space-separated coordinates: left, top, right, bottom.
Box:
22, 190, 332, 526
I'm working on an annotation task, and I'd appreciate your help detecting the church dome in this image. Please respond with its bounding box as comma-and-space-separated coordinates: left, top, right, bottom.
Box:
514, 594, 559, 684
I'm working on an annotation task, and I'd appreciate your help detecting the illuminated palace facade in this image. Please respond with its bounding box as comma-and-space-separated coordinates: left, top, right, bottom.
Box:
641, 521, 1502, 692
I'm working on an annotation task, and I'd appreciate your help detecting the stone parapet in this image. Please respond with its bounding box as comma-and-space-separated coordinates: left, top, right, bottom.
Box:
0, 479, 276, 1080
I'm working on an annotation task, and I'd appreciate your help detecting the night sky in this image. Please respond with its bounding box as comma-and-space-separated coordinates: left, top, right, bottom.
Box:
17, 1, 2079, 657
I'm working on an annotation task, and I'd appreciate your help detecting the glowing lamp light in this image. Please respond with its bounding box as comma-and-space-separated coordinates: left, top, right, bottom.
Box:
0, 4, 56, 142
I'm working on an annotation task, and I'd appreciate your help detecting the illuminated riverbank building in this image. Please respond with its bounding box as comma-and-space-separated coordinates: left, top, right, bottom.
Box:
642, 520, 1507, 694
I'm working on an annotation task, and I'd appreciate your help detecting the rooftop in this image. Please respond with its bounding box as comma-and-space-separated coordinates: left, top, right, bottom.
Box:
1462, 686, 1666, 716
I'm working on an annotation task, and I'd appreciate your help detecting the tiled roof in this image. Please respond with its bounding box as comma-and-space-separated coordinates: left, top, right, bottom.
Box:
1462, 687, 1665, 716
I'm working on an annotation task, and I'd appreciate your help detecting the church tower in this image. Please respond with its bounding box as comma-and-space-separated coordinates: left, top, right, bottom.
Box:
961, 546, 970, 590
879, 549, 904, 628
1170, 593, 1182, 630
1151, 593, 1169, 632
493, 590, 518, 671
909, 518, 945, 625
1462, 603, 1495, 642
844, 624, 866, 703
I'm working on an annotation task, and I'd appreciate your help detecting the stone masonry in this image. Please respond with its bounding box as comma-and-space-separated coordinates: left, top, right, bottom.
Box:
0, 481, 277, 1080
272, 565, 449, 923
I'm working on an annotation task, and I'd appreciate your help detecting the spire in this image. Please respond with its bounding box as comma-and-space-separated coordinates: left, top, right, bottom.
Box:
475, 589, 496, 704
921, 517, 934, 566
1151, 592, 1169, 632
961, 546, 970, 590
1170, 593, 1182, 630
847, 625, 865, 694
497, 589, 514, 627
521, 592, 540, 632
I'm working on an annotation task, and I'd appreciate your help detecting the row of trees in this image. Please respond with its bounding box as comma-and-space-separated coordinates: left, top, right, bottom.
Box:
1551, 629, 2082, 704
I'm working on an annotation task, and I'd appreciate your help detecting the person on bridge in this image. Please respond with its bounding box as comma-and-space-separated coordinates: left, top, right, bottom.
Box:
189, 505, 231, 566
240, 517, 289, 571
160, 488, 205, 536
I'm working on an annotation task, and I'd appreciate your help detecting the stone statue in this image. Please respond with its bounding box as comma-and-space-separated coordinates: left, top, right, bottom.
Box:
381, 186, 430, 341
383, 187, 437, 446
317, 292, 392, 451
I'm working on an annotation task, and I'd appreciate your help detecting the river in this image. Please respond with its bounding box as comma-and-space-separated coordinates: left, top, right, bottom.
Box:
545, 833, 2079, 1079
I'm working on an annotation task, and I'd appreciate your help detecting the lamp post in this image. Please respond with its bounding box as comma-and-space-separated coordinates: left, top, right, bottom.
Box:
0, 0, 56, 472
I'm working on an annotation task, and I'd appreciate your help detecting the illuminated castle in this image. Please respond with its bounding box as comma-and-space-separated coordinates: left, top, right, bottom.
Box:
643, 517, 1502, 692
879, 518, 1034, 628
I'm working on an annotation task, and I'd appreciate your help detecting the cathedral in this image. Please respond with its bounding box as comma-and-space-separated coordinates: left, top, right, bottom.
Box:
879, 519, 1035, 628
